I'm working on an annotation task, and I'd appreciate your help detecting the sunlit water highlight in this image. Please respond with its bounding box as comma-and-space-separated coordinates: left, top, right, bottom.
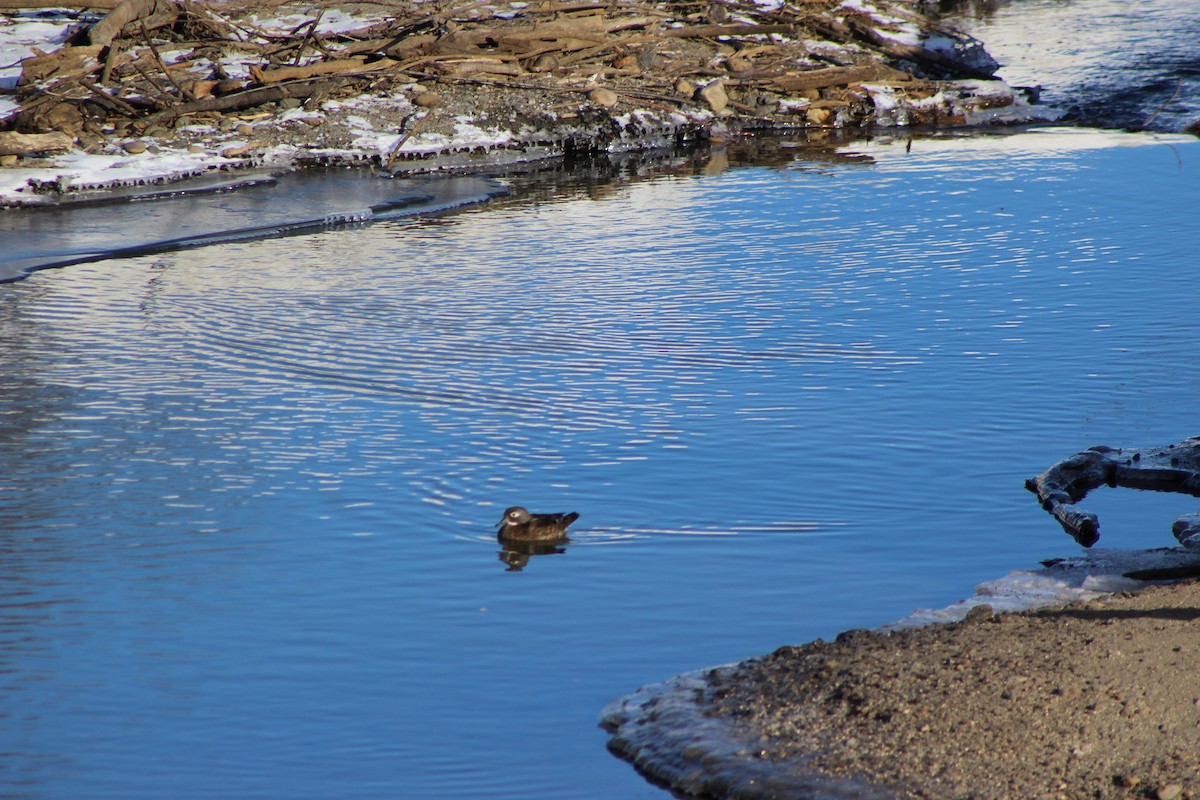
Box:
944, 0, 1200, 131
3, 127, 1200, 799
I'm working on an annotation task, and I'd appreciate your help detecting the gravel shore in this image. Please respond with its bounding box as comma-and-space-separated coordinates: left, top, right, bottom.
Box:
606, 579, 1200, 800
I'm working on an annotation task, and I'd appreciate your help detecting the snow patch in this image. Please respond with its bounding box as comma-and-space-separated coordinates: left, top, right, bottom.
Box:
886, 547, 1200, 629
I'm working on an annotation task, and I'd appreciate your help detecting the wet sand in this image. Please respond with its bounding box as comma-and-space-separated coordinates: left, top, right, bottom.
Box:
693, 580, 1200, 799
604, 578, 1200, 800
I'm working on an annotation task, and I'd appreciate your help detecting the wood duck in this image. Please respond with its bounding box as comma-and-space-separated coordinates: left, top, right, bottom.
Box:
496, 506, 579, 541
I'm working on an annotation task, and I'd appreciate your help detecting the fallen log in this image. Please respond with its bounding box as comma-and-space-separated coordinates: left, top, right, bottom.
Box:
85, 0, 178, 47
1027, 437, 1200, 548
0, 130, 75, 156
139, 75, 366, 126
662, 23, 794, 38
249, 57, 397, 84
17, 45, 104, 86
771, 64, 910, 92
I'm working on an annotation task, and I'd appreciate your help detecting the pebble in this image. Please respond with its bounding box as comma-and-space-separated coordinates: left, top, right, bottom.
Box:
588, 87, 619, 108
529, 53, 559, 72
187, 143, 205, 153
805, 107, 831, 125
122, 140, 147, 154
726, 55, 752, 73
1156, 784, 1183, 800
674, 77, 695, 97
636, 49, 661, 71
235, 123, 255, 135
963, 604, 995, 623
697, 80, 728, 114
413, 92, 443, 108
612, 54, 639, 71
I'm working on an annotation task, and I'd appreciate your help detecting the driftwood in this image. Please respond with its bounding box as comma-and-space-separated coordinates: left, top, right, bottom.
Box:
2, 0, 1012, 150
1026, 437, 1200, 548
0, 0, 121, 6
0, 131, 75, 155
16, 45, 104, 86
139, 76, 365, 125
84, 0, 178, 47
248, 57, 397, 84
771, 64, 911, 92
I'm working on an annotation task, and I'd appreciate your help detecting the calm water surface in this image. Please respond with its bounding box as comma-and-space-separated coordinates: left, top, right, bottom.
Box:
3, 126, 1200, 798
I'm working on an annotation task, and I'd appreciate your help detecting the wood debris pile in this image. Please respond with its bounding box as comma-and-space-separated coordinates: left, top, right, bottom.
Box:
1, 0, 1024, 165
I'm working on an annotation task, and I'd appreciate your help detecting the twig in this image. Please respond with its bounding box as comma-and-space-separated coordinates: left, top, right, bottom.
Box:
1138, 77, 1183, 131
288, 11, 324, 66
128, 56, 177, 106
78, 75, 141, 114
384, 110, 433, 170
140, 20, 194, 100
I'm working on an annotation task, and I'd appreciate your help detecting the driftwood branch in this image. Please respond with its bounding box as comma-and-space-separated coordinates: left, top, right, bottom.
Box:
249, 56, 395, 84
86, 0, 179, 47
662, 22, 794, 38
0, 130, 75, 155
771, 64, 911, 92
139, 75, 365, 125
1027, 437, 1200, 548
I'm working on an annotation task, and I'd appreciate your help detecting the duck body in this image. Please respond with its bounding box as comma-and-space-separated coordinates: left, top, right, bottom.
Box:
497, 506, 579, 542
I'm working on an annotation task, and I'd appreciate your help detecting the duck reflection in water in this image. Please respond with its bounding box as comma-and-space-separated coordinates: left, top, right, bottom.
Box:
498, 539, 566, 571
496, 506, 579, 572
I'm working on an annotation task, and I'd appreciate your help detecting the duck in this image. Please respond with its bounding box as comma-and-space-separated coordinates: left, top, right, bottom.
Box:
496, 506, 579, 542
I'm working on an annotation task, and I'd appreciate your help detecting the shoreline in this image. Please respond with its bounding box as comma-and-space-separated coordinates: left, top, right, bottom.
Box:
1, 0, 1060, 206
602, 550, 1200, 800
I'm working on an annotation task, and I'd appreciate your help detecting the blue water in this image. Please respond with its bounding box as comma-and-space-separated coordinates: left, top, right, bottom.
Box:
3, 126, 1200, 798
